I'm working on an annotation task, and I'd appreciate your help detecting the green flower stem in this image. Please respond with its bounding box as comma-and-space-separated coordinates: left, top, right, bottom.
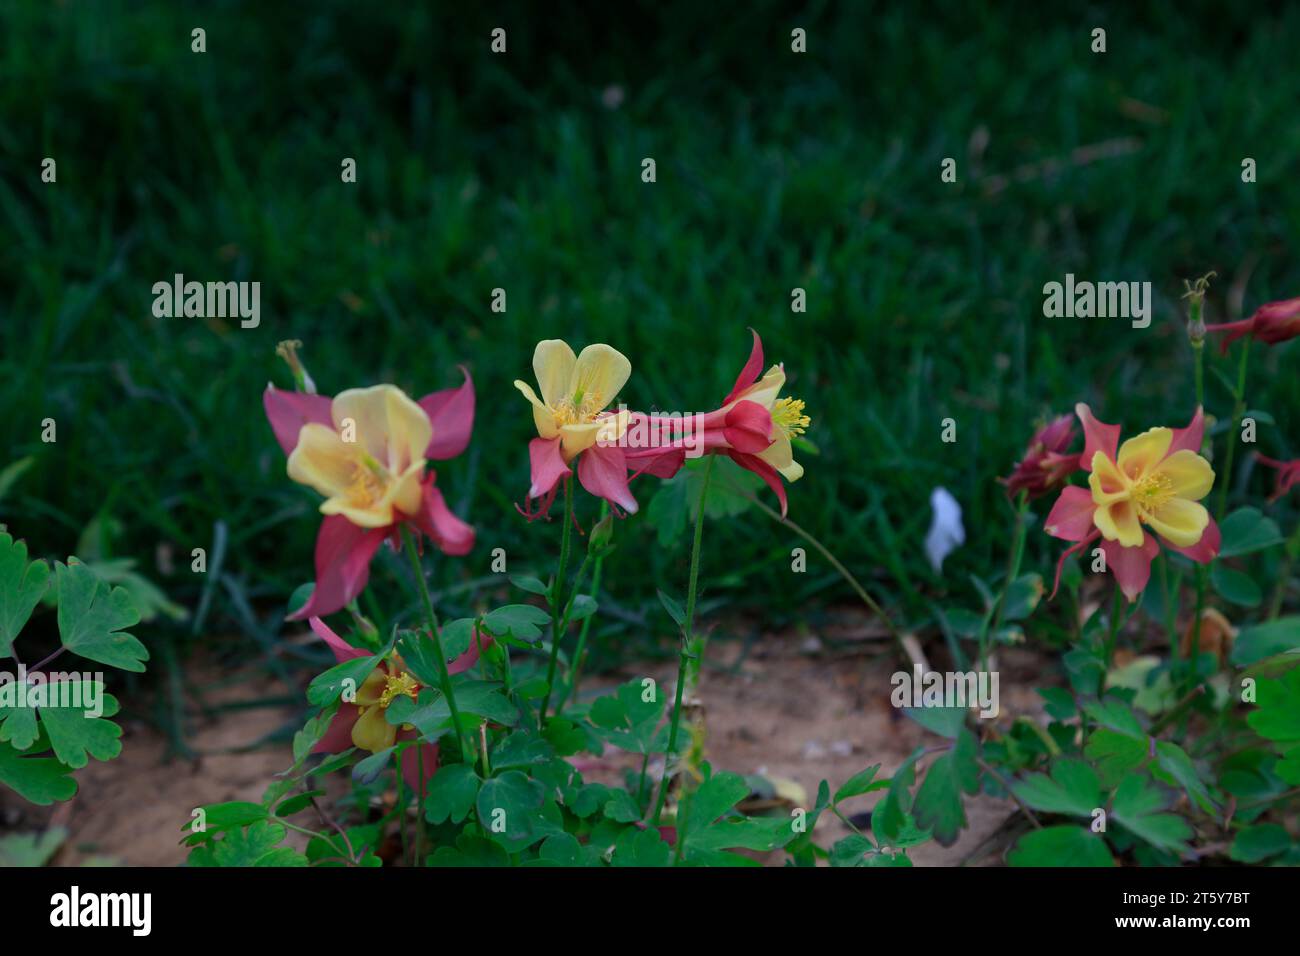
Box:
651, 454, 715, 827
721, 477, 916, 668
559, 500, 610, 714
979, 490, 1029, 672
1189, 327, 1210, 694
539, 477, 575, 726
1216, 340, 1251, 520
401, 526, 469, 757
1268, 522, 1300, 619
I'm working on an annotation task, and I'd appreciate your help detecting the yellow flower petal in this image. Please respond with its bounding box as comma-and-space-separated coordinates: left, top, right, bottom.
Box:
1116, 427, 1172, 481
514, 380, 559, 438
1144, 497, 1210, 548
287, 424, 356, 499
351, 704, 397, 753
1095, 500, 1144, 547
732, 364, 786, 411
1088, 452, 1130, 504
759, 431, 804, 482
332, 385, 431, 475
1152, 449, 1214, 502
559, 421, 602, 460
533, 340, 577, 408
571, 344, 631, 413
594, 408, 630, 446
354, 668, 388, 707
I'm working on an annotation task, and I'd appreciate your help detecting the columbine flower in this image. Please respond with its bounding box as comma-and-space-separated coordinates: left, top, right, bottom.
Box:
1000, 414, 1081, 499
264, 373, 475, 619
1204, 295, 1300, 353
513, 340, 637, 518
623, 330, 803, 515
309, 618, 485, 796
1045, 404, 1218, 601
1256, 454, 1300, 501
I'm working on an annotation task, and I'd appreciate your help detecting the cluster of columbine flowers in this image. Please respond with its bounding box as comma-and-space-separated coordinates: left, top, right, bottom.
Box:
999, 291, 1300, 606
260, 331, 809, 796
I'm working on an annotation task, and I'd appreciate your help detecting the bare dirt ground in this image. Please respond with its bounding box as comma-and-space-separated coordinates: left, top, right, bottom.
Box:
3, 611, 1043, 866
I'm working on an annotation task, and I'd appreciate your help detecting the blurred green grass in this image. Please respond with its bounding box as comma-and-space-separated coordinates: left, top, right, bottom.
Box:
2, 1, 1298, 669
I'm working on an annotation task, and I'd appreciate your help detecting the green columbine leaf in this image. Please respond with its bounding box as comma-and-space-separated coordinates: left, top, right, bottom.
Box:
424, 763, 481, 825
1008, 825, 1115, 867
588, 678, 665, 754
188, 821, 307, 867
427, 833, 510, 867
1110, 774, 1193, 856
405, 680, 517, 735
912, 728, 980, 846
184, 801, 269, 833
508, 575, 550, 598
872, 748, 924, 847
1234, 618, 1300, 667
612, 826, 672, 867
1152, 741, 1219, 814
1012, 758, 1101, 818
54, 559, 148, 672
481, 605, 550, 644
1001, 573, 1045, 621
0, 687, 39, 750
0, 742, 77, 804
396, 620, 476, 687
834, 764, 885, 804
1210, 564, 1262, 607
1229, 823, 1292, 863
37, 682, 122, 769
602, 788, 642, 823
528, 832, 587, 867
677, 771, 773, 864
657, 589, 685, 627
1218, 507, 1283, 558
477, 771, 545, 849
0, 533, 50, 658
306, 654, 378, 707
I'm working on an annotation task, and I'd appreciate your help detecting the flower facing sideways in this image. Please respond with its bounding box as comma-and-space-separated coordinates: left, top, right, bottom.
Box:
1045, 404, 1218, 601
623, 330, 804, 515
1204, 295, 1300, 353
308, 617, 485, 796
264, 374, 475, 620
514, 340, 637, 518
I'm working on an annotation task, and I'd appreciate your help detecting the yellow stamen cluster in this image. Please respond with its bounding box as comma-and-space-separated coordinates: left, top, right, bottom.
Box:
772, 397, 811, 438
1133, 472, 1175, 515
344, 460, 388, 508
378, 670, 420, 708
552, 389, 605, 427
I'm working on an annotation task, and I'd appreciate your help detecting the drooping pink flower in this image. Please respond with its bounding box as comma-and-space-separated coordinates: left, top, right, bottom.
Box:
621, 331, 802, 515
1256, 454, 1300, 502
1044, 404, 1218, 602
1204, 295, 1300, 353
308, 617, 487, 797
1000, 414, 1082, 500
264, 371, 475, 620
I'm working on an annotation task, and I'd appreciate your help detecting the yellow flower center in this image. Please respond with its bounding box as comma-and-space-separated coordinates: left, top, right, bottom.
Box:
1132, 471, 1175, 515
771, 397, 810, 438
378, 670, 420, 708
343, 453, 391, 508
552, 389, 605, 427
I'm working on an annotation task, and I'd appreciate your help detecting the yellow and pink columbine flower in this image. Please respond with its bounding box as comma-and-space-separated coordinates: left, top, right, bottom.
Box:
308, 617, 486, 796
264, 373, 475, 619
514, 340, 637, 518
1205, 294, 1300, 353
1045, 404, 1219, 601
623, 330, 807, 515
